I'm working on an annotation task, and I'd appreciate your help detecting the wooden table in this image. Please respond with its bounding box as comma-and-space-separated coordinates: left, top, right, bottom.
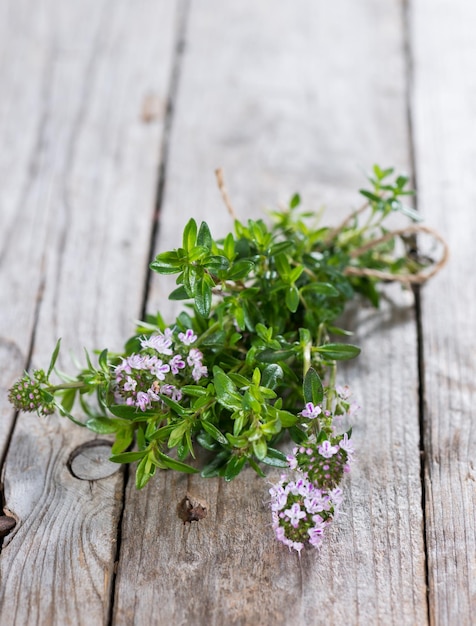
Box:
0, 1, 474, 624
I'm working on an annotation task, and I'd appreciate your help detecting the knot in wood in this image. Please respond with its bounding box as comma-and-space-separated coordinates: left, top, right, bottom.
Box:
177, 494, 208, 524
0, 515, 16, 538
68, 440, 119, 481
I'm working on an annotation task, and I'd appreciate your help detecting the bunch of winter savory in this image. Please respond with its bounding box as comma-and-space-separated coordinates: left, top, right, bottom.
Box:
8, 167, 446, 555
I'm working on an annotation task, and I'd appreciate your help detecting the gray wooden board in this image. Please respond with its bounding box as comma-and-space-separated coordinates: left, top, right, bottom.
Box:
412, 0, 476, 623
113, 1, 428, 624
0, 0, 179, 623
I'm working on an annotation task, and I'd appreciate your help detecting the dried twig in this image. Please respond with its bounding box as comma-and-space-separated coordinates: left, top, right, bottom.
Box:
344, 224, 449, 284
215, 168, 237, 220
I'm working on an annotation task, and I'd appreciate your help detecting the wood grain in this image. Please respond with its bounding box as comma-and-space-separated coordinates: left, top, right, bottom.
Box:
113, 1, 428, 624
0, 0, 179, 623
411, 1, 476, 623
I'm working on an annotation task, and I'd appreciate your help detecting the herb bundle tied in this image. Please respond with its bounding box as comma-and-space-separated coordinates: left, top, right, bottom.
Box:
8, 166, 447, 553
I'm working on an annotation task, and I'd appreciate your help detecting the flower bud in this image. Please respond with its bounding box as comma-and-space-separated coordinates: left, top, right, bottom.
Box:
8, 373, 55, 416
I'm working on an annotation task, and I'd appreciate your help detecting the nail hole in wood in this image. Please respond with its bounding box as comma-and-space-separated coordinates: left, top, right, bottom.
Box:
177, 494, 208, 524
68, 440, 119, 481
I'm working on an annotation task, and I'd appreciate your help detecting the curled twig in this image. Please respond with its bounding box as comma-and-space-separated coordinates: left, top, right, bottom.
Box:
344, 224, 449, 284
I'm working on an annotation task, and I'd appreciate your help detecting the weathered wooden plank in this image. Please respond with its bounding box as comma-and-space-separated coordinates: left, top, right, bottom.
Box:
0, 0, 179, 623
411, 1, 476, 623
0, 0, 58, 456
113, 1, 428, 624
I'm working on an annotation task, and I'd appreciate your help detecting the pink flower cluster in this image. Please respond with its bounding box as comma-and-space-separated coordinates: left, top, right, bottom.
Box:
113, 327, 208, 411
270, 401, 355, 553
269, 474, 344, 554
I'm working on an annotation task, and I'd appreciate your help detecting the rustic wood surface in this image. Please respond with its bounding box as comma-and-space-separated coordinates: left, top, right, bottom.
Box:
0, 0, 473, 624
412, 1, 476, 623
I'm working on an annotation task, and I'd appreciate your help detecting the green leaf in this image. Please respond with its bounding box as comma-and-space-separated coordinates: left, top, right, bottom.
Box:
289, 265, 304, 283
168, 421, 189, 448
327, 324, 354, 337
269, 241, 294, 256
303, 367, 324, 405
227, 260, 255, 281
180, 384, 208, 397
135, 455, 155, 489
397, 203, 422, 222
196, 431, 220, 451
248, 457, 266, 477
188, 245, 210, 263
201, 450, 230, 478
301, 282, 340, 297
359, 189, 381, 202
197, 221, 212, 249
213, 367, 242, 411
286, 285, 300, 312
159, 394, 187, 417
274, 253, 291, 280
223, 232, 235, 260
98, 348, 109, 373
256, 348, 296, 363
224, 455, 247, 481
168, 285, 190, 300
299, 327, 311, 344
110, 450, 147, 463
252, 438, 268, 461
86, 416, 120, 434
47, 339, 62, 377
145, 424, 176, 443
150, 251, 182, 274
108, 404, 160, 420
315, 343, 361, 360
204, 255, 230, 273
156, 450, 199, 474
289, 193, 301, 208
111, 427, 135, 454
262, 447, 288, 468
289, 425, 308, 444
61, 387, 77, 413
261, 364, 284, 390
273, 408, 297, 427
183, 218, 198, 252
194, 278, 212, 318
200, 420, 229, 445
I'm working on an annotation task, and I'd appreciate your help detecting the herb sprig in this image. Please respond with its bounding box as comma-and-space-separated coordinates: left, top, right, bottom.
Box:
8, 166, 446, 552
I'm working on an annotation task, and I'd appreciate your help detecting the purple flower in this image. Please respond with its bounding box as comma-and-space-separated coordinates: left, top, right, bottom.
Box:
136, 391, 151, 411
291, 541, 304, 554
187, 348, 203, 367
192, 364, 208, 381
140, 332, 173, 355
269, 488, 288, 512
308, 526, 324, 548
300, 402, 322, 419
328, 487, 344, 507
149, 359, 170, 380
336, 384, 351, 400
178, 329, 197, 345
286, 454, 298, 470
129, 354, 149, 369
170, 354, 186, 375
284, 503, 307, 528
318, 440, 339, 459
339, 433, 354, 456
304, 493, 327, 514
123, 376, 137, 392
160, 384, 183, 402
